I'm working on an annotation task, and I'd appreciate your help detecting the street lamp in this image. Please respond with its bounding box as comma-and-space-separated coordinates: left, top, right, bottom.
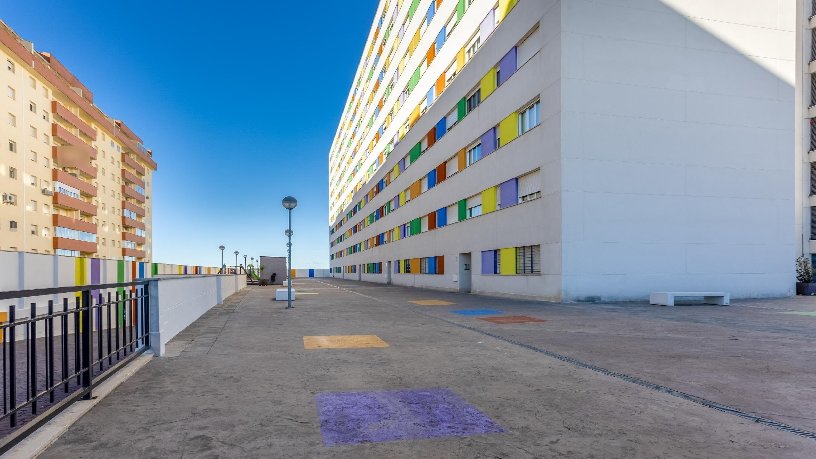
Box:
282, 196, 297, 309
234, 250, 239, 274
219, 245, 225, 273
243, 254, 247, 273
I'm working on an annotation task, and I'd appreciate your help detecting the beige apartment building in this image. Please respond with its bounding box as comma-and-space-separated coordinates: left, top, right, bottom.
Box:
0, 20, 156, 261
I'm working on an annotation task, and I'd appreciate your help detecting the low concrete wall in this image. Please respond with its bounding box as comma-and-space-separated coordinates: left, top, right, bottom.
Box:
148, 274, 246, 356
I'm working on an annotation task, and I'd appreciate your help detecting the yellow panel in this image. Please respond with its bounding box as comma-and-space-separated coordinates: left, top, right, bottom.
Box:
409, 105, 421, 126
482, 187, 497, 214
480, 68, 497, 99
409, 29, 421, 54
500, 247, 517, 275
497, 0, 518, 21
290, 269, 296, 278
303, 335, 389, 349
409, 299, 454, 306
392, 164, 400, 179
394, 227, 401, 241
0, 311, 6, 340
399, 191, 406, 206
456, 48, 465, 71
498, 112, 519, 147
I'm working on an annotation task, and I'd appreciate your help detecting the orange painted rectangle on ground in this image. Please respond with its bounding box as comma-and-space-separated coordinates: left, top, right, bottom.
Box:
303, 335, 389, 349
409, 300, 454, 306
479, 316, 547, 324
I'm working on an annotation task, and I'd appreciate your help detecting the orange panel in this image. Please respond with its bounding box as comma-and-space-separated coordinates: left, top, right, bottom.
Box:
435, 74, 445, 96
457, 148, 466, 171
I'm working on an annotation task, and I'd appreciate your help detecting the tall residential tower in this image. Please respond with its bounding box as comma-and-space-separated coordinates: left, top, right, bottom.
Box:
329, 0, 796, 301
0, 21, 157, 261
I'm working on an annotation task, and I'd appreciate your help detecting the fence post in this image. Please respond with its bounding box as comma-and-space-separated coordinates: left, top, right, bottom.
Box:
148, 279, 162, 356
81, 289, 92, 400
9, 306, 16, 428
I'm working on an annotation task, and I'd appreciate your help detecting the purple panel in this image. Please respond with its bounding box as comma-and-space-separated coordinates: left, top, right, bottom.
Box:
316, 388, 503, 446
393, 196, 399, 210
499, 178, 518, 208
481, 250, 496, 275
399, 158, 406, 172
479, 9, 495, 40
497, 47, 517, 86
481, 128, 496, 157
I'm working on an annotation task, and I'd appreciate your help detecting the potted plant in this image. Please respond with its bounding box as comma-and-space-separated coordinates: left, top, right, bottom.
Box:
795, 256, 816, 295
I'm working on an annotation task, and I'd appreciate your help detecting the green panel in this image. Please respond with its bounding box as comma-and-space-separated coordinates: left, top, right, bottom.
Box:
409, 142, 422, 163
457, 97, 467, 120
408, 67, 421, 93
408, 0, 420, 19
456, 0, 466, 21
458, 199, 467, 221
412, 218, 423, 235
151, 263, 158, 276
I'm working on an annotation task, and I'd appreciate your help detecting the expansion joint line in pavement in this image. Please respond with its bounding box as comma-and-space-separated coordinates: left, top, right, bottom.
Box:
313, 279, 816, 442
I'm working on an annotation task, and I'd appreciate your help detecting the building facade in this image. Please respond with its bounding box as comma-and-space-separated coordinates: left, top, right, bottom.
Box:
329, 0, 796, 301
0, 21, 157, 262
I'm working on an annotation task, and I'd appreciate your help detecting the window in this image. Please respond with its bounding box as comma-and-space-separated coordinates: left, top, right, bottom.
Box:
30, 224, 38, 236
516, 245, 541, 274
29, 101, 36, 113
28, 200, 37, 211
466, 143, 482, 166
30, 151, 36, 162
466, 89, 480, 113
42, 111, 49, 122
6, 59, 14, 73
9, 220, 17, 231
7, 86, 15, 100
9, 166, 16, 179
42, 227, 49, 237
43, 157, 49, 168
7, 113, 15, 126
465, 35, 481, 60
519, 100, 540, 135
43, 204, 50, 214
29, 76, 36, 89
8, 140, 16, 153
42, 134, 49, 145
468, 204, 482, 218
30, 126, 37, 138
29, 175, 37, 186
42, 86, 48, 98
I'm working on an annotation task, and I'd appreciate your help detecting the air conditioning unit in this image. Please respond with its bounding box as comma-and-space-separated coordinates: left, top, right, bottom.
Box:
2, 193, 16, 204
42, 188, 53, 196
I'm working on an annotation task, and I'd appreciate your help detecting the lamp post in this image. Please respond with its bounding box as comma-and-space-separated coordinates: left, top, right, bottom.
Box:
250, 257, 254, 277
234, 251, 239, 274
243, 254, 247, 273
219, 245, 225, 273
282, 196, 297, 309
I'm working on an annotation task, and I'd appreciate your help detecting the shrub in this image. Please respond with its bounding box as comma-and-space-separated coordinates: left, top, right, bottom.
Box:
259, 279, 269, 286
796, 256, 812, 283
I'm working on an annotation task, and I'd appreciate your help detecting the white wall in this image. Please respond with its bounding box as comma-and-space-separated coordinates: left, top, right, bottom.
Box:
560, 0, 796, 300
148, 274, 245, 356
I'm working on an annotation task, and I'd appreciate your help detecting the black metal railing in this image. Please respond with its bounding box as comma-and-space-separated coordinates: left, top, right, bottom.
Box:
0, 281, 150, 447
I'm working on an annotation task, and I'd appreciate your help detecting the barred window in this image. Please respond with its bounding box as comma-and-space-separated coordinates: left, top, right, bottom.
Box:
516, 245, 541, 274
404, 259, 411, 274
420, 257, 428, 274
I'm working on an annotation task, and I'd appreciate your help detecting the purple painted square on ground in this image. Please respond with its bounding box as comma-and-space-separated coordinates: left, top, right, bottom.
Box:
316, 388, 504, 446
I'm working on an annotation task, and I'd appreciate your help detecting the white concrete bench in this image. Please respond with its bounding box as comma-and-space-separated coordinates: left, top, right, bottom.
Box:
650, 292, 729, 306
275, 288, 296, 301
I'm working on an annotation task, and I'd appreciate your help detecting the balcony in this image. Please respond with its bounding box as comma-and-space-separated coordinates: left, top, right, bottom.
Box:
53, 214, 96, 234
121, 168, 145, 188
122, 216, 146, 230
122, 184, 146, 203
53, 192, 97, 216
51, 123, 97, 160
122, 247, 146, 259
123, 154, 146, 176
51, 100, 97, 140
53, 237, 97, 254
53, 146, 97, 178
53, 169, 96, 197
123, 200, 145, 217
122, 231, 146, 245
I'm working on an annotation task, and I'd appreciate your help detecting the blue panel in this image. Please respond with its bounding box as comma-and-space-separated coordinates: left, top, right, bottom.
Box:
435, 117, 447, 140
436, 27, 446, 51
427, 257, 436, 274
309, 269, 315, 277
437, 208, 447, 227
428, 169, 437, 188
427, 88, 434, 105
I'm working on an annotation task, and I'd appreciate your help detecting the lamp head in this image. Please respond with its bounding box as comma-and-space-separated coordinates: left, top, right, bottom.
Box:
219, 245, 225, 251
282, 196, 298, 210
234, 251, 239, 255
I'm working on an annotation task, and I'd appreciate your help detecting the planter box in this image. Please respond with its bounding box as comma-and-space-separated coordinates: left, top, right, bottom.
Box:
796, 282, 816, 295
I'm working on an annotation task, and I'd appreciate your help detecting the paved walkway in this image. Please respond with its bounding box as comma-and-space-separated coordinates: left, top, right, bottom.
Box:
41, 279, 816, 457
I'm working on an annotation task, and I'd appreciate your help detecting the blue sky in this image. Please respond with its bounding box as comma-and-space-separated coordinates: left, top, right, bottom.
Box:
3, 0, 379, 268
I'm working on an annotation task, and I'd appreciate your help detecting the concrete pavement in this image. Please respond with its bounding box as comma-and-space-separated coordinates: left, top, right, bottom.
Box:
40, 279, 816, 457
